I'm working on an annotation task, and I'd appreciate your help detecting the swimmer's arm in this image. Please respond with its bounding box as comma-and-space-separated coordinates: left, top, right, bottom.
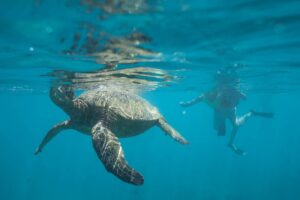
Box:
180, 94, 204, 107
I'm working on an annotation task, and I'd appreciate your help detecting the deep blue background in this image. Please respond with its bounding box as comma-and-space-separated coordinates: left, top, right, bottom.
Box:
1, 0, 300, 199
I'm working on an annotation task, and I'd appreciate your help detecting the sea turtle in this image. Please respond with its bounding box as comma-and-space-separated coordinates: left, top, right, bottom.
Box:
35, 85, 187, 185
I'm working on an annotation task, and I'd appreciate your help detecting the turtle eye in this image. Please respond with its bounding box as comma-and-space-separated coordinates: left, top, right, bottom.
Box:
57, 85, 74, 100
65, 90, 74, 99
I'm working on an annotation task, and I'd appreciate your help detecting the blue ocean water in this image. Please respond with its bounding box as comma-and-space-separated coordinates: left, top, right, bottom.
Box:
1, 0, 300, 199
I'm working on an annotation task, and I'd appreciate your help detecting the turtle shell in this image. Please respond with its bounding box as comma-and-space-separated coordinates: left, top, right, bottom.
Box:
78, 86, 161, 121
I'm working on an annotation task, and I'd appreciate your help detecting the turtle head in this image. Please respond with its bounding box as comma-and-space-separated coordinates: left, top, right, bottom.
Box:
50, 85, 75, 113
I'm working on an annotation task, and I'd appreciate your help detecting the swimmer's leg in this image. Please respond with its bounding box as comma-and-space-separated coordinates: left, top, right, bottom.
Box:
236, 110, 274, 126
218, 120, 226, 136
227, 110, 273, 156
228, 125, 247, 156
236, 111, 253, 126
213, 111, 226, 136
227, 109, 248, 156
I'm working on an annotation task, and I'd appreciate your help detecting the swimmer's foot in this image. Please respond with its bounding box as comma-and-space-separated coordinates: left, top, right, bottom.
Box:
228, 144, 247, 156
250, 110, 274, 118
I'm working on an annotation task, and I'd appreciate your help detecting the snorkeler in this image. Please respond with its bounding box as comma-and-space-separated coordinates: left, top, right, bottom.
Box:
180, 67, 274, 156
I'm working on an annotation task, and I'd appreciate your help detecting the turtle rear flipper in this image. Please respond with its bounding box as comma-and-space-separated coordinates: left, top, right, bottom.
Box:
92, 122, 144, 185
157, 118, 188, 144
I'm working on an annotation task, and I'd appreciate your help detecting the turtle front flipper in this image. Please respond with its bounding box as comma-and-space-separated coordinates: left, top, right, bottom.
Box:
35, 120, 71, 155
91, 122, 144, 185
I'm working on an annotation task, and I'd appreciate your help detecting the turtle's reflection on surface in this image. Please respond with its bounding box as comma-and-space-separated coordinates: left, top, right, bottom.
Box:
63, 30, 162, 69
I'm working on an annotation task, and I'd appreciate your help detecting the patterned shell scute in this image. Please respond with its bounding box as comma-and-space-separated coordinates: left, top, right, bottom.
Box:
79, 87, 161, 121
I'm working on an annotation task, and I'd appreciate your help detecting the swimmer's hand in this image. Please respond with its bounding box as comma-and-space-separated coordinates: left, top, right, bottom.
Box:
179, 101, 189, 107
34, 146, 42, 155
228, 144, 247, 156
